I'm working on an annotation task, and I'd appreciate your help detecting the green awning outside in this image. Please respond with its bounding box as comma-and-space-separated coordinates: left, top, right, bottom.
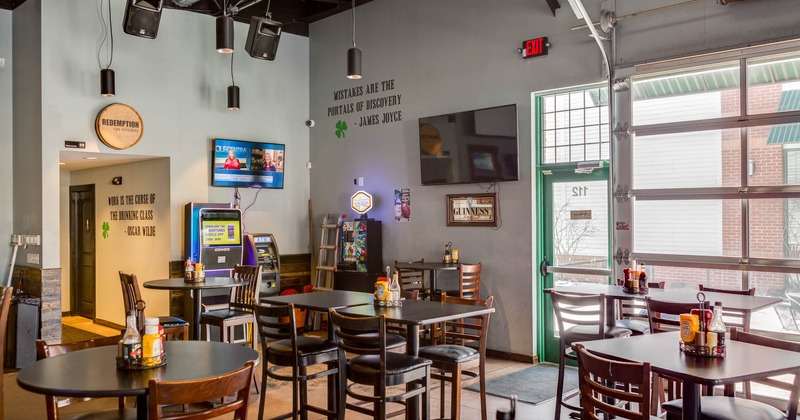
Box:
632, 58, 800, 101
767, 90, 800, 144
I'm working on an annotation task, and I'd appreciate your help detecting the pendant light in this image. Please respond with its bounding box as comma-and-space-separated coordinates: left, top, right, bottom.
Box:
227, 52, 240, 110
346, 0, 362, 79
217, 0, 234, 53
99, 0, 115, 96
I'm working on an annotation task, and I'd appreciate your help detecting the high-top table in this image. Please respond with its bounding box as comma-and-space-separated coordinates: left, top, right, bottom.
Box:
17, 340, 258, 420
143, 277, 244, 340
576, 331, 800, 420
394, 261, 463, 298
546, 283, 782, 327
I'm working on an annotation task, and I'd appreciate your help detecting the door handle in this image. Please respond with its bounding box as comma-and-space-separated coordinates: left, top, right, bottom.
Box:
539, 257, 549, 277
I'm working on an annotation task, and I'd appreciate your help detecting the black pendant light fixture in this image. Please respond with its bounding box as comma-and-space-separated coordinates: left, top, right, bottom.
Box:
99, 0, 116, 96
346, 0, 362, 79
216, 0, 234, 54
227, 52, 240, 110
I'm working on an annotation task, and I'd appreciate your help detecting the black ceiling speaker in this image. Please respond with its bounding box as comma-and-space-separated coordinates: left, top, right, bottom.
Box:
245, 16, 282, 61
123, 0, 164, 39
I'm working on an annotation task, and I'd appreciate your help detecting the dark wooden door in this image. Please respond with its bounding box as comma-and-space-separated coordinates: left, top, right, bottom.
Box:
70, 185, 96, 319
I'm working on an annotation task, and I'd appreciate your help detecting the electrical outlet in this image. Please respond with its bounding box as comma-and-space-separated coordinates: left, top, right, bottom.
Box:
26, 253, 40, 264
11, 234, 21, 246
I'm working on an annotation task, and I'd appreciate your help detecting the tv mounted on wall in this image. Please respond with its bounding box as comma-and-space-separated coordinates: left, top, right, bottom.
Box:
212, 138, 285, 189
418, 104, 519, 186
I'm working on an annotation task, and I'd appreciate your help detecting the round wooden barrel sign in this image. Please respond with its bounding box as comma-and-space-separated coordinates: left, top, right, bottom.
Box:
95, 103, 144, 150
419, 123, 442, 156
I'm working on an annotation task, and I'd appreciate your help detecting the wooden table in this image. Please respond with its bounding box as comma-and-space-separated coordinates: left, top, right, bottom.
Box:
394, 261, 462, 298
337, 298, 495, 420
143, 277, 244, 340
547, 284, 782, 327
576, 331, 800, 420
16, 341, 258, 420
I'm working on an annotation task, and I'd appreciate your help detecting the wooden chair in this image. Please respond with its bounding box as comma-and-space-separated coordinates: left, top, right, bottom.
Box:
329, 309, 432, 419
200, 265, 260, 345
614, 280, 666, 335
418, 295, 494, 420
0, 287, 12, 420
644, 297, 701, 415
549, 291, 632, 420
575, 343, 654, 420
118, 271, 189, 341
662, 328, 800, 420
253, 303, 339, 420
698, 285, 756, 332
147, 361, 254, 419
394, 259, 426, 296
36, 336, 137, 420
446, 263, 482, 299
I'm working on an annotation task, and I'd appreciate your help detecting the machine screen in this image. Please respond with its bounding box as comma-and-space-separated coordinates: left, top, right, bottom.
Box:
201, 220, 241, 246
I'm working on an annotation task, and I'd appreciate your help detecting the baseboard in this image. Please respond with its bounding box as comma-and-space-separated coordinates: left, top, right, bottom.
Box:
95, 318, 124, 332
486, 348, 538, 364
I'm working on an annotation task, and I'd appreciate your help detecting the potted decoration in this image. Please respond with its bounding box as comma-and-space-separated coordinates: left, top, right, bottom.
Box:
278, 284, 313, 330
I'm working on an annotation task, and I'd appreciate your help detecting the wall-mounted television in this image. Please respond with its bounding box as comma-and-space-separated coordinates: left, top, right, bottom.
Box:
212, 138, 285, 189
418, 104, 519, 186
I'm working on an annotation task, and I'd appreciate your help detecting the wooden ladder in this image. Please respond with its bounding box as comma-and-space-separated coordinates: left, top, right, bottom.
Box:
311, 213, 345, 329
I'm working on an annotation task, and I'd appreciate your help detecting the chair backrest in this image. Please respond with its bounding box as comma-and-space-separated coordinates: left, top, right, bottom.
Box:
229, 265, 261, 311
438, 295, 494, 352
36, 335, 125, 420
645, 297, 700, 334
119, 271, 147, 330
0, 287, 13, 420
459, 263, 482, 299
148, 361, 254, 419
329, 309, 386, 358
575, 343, 652, 420
253, 303, 299, 362
698, 285, 756, 331
731, 329, 800, 418
394, 259, 426, 293
549, 291, 606, 340
386, 290, 420, 337
614, 280, 665, 321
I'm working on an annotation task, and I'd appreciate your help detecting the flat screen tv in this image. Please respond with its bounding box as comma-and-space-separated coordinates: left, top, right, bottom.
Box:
212, 138, 285, 189
418, 104, 519, 185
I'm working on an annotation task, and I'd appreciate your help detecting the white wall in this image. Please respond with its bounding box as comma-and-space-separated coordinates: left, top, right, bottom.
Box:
0, 9, 13, 284
307, 0, 800, 358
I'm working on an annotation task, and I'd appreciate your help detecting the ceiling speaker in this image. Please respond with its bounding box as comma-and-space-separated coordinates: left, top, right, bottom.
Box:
123, 0, 164, 39
245, 17, 282, 61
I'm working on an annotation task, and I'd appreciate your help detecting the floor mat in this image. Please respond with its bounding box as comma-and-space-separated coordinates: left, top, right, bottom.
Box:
465, 363, 578, 405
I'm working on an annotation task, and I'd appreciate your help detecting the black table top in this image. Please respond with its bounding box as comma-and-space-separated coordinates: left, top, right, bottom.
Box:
142, 277, 244, 291
394, 262, 463, 271
548, 284, 782, 312
576, 331, 800, 386
16, 341, 258, 398
260, 290, 375, 312
336, 298, 495, 326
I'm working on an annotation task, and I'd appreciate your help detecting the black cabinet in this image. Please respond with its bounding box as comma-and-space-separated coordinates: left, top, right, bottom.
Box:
334, 271, 382, 294
5, 296, 40, 369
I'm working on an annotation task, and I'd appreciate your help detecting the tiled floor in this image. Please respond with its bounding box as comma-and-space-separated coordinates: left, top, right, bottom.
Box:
5, 318, 578, 419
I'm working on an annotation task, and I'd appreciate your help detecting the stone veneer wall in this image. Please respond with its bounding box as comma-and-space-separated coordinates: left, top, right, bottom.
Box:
15, 265, 61, 341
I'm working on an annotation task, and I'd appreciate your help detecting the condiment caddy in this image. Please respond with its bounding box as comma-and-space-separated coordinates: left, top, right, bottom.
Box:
184, 258, 205, 283
116, 312, 166, 369
620, 264, 649, 295
374, 266, 403, 307
678, 292, 726, 358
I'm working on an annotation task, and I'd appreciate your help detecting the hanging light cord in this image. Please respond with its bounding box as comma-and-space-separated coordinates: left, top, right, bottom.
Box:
230, 52, 235, 86
97, 0, 114, 70
351, 0, 356, 48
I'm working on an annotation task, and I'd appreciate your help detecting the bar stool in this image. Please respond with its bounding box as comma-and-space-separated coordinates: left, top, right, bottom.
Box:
445, 262, 481, 299
394, 259, 426, 297
549, 291, 632, 420
254, 303, 339, 420
200, 265, 260, 345
119, 272, 189, 341
614, 280, 666, 335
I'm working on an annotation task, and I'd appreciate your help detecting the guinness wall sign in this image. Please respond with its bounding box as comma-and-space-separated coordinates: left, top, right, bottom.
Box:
95, 103, 144, 150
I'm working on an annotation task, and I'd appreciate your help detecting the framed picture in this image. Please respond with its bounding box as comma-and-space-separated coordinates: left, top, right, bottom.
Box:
446, 193, 498, 227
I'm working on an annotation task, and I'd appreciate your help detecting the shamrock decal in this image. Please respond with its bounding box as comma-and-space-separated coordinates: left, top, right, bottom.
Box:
102, 222, 110, 239
335, 120, 348, 139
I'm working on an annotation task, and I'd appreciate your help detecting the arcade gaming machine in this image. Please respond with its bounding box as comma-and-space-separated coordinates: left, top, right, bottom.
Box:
334, 218, 383, 293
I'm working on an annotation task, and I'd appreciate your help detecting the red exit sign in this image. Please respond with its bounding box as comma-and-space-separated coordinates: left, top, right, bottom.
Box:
522, 37, 549, 59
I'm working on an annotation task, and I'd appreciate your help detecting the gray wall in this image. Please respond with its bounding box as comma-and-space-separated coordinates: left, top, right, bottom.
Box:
308, 0, 800, 358
0, 9, 12, 284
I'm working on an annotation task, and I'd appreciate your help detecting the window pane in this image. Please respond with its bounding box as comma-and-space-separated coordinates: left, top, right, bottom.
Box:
749, 198, 799, 259
751, 271, 799, 336
747, 52, 800, 115
544, 131, 556, 148
633, 129, 741, 189
632, 62, 740, 125
538, 86, 609, 166
634, 199, 741, 257
747, 125, 800, 186
543, 95, 556, 113
646, 265, 743, 291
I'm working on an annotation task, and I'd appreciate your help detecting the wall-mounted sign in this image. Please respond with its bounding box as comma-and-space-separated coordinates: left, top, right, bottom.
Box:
570, 210, 592, 220
351, 190, 373, 214
446, 193, 498, 227
95, 103, 144, 150
521, 37, 549, 59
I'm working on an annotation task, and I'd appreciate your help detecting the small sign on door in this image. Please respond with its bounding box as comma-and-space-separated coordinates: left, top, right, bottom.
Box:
570, 210, 592, 220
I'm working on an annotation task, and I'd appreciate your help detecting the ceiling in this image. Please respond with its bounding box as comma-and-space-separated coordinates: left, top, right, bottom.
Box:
0, 0, 374, 37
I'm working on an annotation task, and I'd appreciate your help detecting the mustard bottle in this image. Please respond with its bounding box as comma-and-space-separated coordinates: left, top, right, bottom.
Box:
679, 313, 699, 343
374, 278, 389, 305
